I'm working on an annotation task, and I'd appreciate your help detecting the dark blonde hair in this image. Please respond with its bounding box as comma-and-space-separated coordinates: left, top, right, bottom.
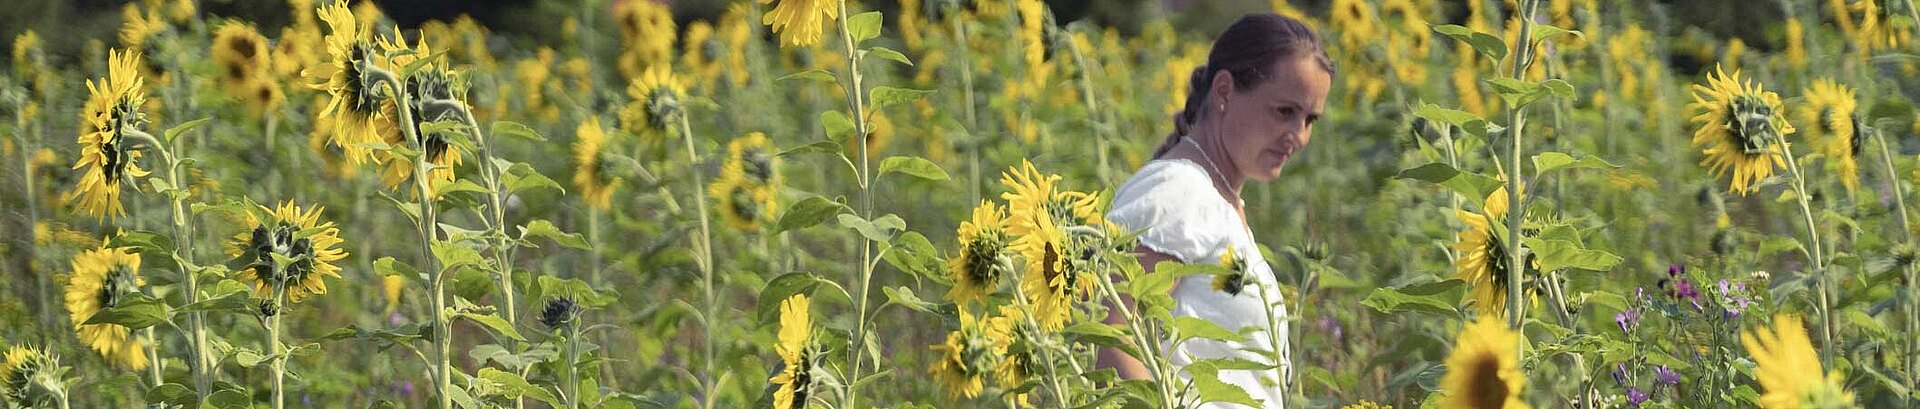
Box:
1154, 14, 1334, 158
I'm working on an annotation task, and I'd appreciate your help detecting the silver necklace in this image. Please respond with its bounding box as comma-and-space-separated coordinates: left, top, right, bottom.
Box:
1182, 136, 1241, 199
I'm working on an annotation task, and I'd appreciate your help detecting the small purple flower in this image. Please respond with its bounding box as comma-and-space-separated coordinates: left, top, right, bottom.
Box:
1627, 387, 1650, 406
1611, 363, 1629, 385
1674, 279, 1702, 310
1615, 308, 1641, 334
1667, 264, 1685, 278
1315, 315, 1344, 344
1654, 365, 1680, 386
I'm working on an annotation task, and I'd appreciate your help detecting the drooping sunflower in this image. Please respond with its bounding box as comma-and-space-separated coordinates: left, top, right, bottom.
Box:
622, 66, 686, 139
1439, 318, 1530, 409
615, 0, 676, 79
1688, 65, 1793, 196
682, 21, 724, 88
712, 132, 781, 231
947, 200, 1012, 305
1801, 78, 1863, 193
1454, 186, 1524, 318
1213, 245, 1251, 296
378, 36, 465, 194
63, 244, 150, 370
1742, 314, 1856, 409
770, 294, 815, 409
718, 4, 755, 88
573, 117, 622, 210
929, 308, 996, 399
985, 305, 1032, 403
762, 0, 841, 48
1, 345, 67, 405
211, 21, 280, 113
1010, 202, 1083, 331
228, 201, 349, 304
69, 49, 151, 220
306, 2, 394, 165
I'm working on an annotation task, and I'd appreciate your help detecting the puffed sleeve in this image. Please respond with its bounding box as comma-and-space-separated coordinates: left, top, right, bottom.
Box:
1106, 161, 1237, 265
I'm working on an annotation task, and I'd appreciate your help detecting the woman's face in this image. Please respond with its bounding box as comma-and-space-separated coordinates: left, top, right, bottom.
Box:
1206, 56, 1331, 182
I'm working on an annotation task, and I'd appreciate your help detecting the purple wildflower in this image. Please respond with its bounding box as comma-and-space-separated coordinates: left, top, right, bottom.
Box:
1615, 308, 1641, 334
1654, 365, 1680, 386
1627, 387, 1650, 406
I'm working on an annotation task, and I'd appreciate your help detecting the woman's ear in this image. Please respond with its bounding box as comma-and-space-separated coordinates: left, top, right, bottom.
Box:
1208, 69, 1236, 114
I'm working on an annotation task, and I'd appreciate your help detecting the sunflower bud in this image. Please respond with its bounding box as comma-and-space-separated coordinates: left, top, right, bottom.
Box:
540, 297, 580, 330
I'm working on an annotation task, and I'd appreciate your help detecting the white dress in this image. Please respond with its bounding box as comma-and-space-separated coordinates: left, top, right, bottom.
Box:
1106, 158, 1291, 408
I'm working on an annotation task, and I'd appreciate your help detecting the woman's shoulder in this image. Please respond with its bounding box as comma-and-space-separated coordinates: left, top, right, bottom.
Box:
1108, 159, 1237, 262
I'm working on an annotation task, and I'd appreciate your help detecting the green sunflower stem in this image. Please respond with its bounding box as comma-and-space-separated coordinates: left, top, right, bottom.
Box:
836, 3, 879, 408
1503, 0, 1541, 337
1872, 127, 1920, 400
565, 325, 582, 409
14, 115, 52, 344
674, 113, 720, 409
144, 327, 162, 387
268, 294, 286, 409
382, 72, 453, 409
1771, 129, 1839, 366
951, 11, 983, 205
1062, 26, 1111, 184
455, 106, 521, 349
1094, 274, 1176, 406
127, 127, 212, 400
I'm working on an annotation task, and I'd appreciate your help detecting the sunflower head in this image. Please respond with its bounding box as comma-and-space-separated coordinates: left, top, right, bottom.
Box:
762, 0, 843, 48
1440, 318, 1530, 409
771, 294, 815, 409
710, 175, 777, 232
615, 0, 676, 78
929, 309, 998, 399
63, 243, 150, 370
69, 49, 152, 220
308, 2, 394, 164
1689, 65, 1793, 196
726, 132, 781, 187
623, 66, 685, 137
1742, 314, 1855, 409
1453, 185, 1531, 318
948, 200, 1013, 305
229, 201, 349, 304
1213, 245, 1251, 296
1, 346, 68, 405
212, 21, 278, 111
573, 117, 623, 210
1802, 78, 1863, 192
539, 297, 582, 331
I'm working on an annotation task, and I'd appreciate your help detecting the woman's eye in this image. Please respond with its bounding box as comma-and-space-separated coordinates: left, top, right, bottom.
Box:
1277, 107, 1296, 117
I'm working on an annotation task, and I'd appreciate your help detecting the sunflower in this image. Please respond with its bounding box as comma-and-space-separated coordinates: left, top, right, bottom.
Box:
1454, 186, 1525, 318
573, 117, 622, 210
1000, 160, 1103, 234
1, 346, 67, 405
763, 0, 841, 48
1213, 245, 1251, 296
378, 36, 465, 193
929, 309, 995, 399
615, 0, 675, 79
211, 21, 280, 113
1010, 203, 1083, 331
1342, 401, 1392, 409
719, 4, 755, 88
683, 21, 724, 88
513, 48, 561, 122
306, 2, 394, 165
622, 66, 686, 139
985, 305, 1033, 403
229, 201, 349, 304
1742, 314, 1856, 409
1784, 20, 1808, 71
1329, 0, 1381, 50
1017, 0, 1051, 85
63, 244, 150, 370
1439, 318, 1529, 409
1853, 0, 1905, 55
948, 200, 1012, 305
771, 294, 815, 409
724, 131, 781, 188
1689, 65, 1793, 196
710, 132, 781, 232
1801, 79, 1863, 193
69, 49, 151, 220
711, 172, 776, 232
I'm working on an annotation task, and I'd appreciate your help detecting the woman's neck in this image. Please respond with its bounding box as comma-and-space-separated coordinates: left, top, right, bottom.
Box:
1167, 135, 1246, 210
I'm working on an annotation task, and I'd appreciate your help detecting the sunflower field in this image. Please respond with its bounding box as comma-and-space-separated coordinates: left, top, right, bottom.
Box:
3, 0, 1920, 407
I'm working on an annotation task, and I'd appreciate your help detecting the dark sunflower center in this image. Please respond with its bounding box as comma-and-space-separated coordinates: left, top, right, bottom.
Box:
702, 39, 726, 62
792, 349, 813, 404
729, 187, 760, 222
229, 36, 258, 59
961, 233, 1005, 285
101, 137, 123, 184
98, 264, 136, 308
248, 222, 311, 286
646, 88, 680, 129
345, 43, 381, 115
744, 149, 774, 184
1726, 95, 1777, 155
1466, 354, 1510, 409
1849, 114, 1867, 158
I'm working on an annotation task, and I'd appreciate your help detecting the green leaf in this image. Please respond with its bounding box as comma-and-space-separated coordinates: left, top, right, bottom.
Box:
1396, 163, 1505, 208
1522, 238, 1623, 272
867, 46, 914, 66
779, 140, 841, 157
163, 117, 213, 143
774, 196, 848, 235
838, 213, 902, 243
848, 11, 884, 44
83, 295, 170, 329
1412, 104, 1489, 137
1361, 280, 1465, 317
1432, 24, 1506, 61
490, 120, 546, 142
533, 275, 618, 308
455, 311, 527, 342
175, 290, 253, 314
108, 230, 174, 255
519, 219, 592, 250
777, 69, 836, 83
869, 86, 935, 112
477, 368, 563, 407
877, 156, 950, 182
1187, 360, 1264, 407
881, 231, 941, 279
432, 241, 487, 274
1172, 316, 1244, 343
145, 383, 196, 406
502, 161, 565, 195
1531, 152, 1620, 176
1542, 79, 1575, 99
1529, 25, 1584, 44
821, 110, 856, 142
756, 272, 848, 322
1485, 77, 1550, 108
206, 389, 253, 409
881, 286, 939, 313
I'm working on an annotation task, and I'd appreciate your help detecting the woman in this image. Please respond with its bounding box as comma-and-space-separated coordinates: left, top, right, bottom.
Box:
1101, 13, 1333, 408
